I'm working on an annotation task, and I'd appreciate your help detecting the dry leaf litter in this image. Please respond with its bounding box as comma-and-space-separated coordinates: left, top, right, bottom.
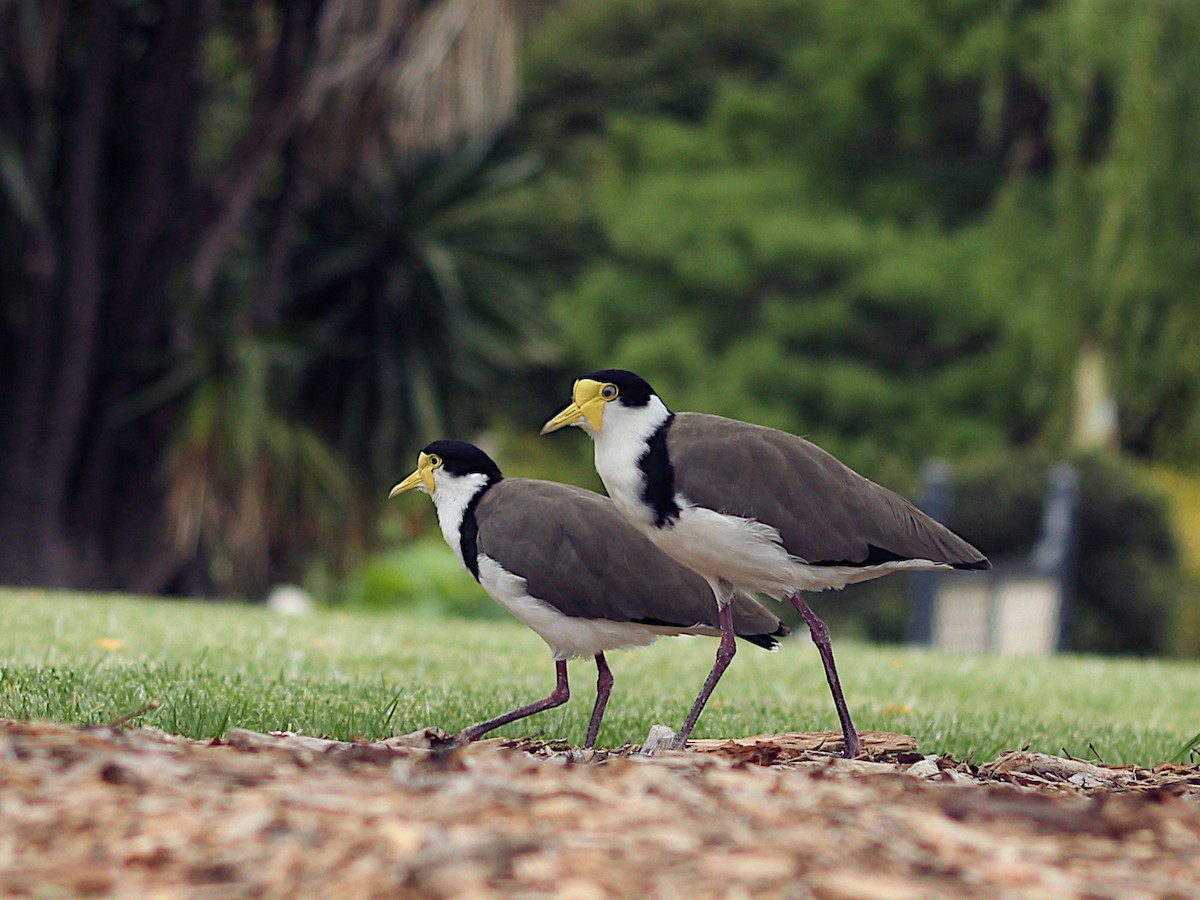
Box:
1, 719, 1198, 897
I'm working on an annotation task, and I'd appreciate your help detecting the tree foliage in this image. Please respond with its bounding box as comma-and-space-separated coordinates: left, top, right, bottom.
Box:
1036, 0, 1200, 462
291, 144, 569, 492
521, 0, 1041, 482
521, 0, 1200, 478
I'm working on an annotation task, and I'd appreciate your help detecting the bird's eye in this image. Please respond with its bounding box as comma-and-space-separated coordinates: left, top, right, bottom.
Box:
600, 384, 618, 400
428, 455, 442, 467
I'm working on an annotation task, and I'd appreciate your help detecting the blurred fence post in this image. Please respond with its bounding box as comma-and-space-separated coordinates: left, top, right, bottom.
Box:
906, 459, 952, 645
1032, 464, 1080, 652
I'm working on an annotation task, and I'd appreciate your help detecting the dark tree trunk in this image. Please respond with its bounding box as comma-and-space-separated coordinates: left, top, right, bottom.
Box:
0, 0, 121, 586
0, 0, 221, 591
71, 0, 221, 591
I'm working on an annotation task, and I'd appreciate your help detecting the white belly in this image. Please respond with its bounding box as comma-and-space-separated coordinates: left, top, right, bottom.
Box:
634, 503, 949, 597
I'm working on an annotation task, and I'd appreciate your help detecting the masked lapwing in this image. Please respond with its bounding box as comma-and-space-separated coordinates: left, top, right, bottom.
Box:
542, 370, 990, 756
389, 439, 789, 748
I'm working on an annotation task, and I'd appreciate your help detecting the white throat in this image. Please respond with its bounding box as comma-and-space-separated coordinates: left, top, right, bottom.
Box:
589, 395, 671, 525
429, 471, 492, 565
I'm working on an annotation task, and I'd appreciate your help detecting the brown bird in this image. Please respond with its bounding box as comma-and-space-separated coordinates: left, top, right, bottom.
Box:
389, 439, 788, 747
543, 369, 990, 756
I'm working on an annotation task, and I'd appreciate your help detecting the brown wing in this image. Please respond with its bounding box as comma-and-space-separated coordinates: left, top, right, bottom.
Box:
475, 479, 787, 640
667, 413, 988, 568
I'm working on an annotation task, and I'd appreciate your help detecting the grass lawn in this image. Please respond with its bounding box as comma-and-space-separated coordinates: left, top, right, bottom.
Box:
0, 587, 1197, 766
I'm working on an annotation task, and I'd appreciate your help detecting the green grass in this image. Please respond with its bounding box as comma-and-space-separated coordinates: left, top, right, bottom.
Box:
1, 588, 1197, 766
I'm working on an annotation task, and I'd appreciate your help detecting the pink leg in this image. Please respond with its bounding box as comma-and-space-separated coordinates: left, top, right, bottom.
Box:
457, 659, 570, 743
672, 602, 737, 749
585, 652, 614, 748
790, 594, 861, 758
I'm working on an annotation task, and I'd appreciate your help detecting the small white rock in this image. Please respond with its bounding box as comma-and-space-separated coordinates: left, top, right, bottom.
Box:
266, 584, 314, 616
640, 724, 681, 756
905, 755, 943, 779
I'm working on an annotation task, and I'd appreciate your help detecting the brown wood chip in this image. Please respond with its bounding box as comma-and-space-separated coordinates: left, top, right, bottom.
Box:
1, 718, 1198, 897
687, 729, 919, 763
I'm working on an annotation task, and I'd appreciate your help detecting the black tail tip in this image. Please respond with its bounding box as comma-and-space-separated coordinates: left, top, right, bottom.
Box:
955, 556, 992, 571
741, 622, 791, 651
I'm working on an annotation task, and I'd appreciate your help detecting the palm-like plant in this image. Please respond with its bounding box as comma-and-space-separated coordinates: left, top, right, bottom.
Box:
291, 140, 565, 492
149, 289, 361, 597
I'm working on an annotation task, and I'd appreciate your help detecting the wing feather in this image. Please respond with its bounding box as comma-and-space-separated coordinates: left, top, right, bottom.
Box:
474, 479, 785, 637
667, 413, 987, 567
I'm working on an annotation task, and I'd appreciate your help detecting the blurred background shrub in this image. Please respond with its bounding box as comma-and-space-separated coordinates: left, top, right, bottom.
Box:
340, 539, 504, 620
953, 452, 1186, 656
823, 451, 1199, 657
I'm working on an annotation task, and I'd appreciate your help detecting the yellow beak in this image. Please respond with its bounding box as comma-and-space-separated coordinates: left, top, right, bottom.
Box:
540, 379, 607, 434
388, 453, 437, 497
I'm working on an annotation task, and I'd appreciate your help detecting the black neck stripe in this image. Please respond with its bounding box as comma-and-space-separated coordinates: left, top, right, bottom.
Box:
459, 477, 500, 581
639, 414, 680, 528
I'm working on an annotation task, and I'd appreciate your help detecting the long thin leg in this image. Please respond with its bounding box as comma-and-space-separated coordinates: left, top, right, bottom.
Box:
457, 659, 570, 743
790, 594, 861, 758
585, 652, 614, 749
671, 602, 737, 749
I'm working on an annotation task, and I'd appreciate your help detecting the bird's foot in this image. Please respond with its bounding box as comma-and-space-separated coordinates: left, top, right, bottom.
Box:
447, 728, 483, 749
842, 730, 862, 759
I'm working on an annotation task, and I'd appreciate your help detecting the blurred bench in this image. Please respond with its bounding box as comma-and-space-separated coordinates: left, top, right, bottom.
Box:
906, 461, 1079, 656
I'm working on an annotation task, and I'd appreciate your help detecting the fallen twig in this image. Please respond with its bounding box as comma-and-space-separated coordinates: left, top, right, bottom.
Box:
105, 701, 161, 729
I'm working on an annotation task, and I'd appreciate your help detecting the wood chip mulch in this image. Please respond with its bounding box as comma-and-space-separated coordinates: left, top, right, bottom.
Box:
1, 718, 1198, 897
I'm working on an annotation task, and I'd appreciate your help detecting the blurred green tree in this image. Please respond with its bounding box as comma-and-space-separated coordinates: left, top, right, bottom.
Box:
521, 0, 1200, 478
1036, 0, 1200, 462
521, 0, 1056, 482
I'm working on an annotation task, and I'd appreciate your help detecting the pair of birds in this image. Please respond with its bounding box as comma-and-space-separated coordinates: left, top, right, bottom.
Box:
390, 369, 989, 756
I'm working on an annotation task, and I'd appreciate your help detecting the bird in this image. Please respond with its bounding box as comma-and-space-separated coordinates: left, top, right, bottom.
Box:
541, 369, 990, 756
388, 439, 789, 748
